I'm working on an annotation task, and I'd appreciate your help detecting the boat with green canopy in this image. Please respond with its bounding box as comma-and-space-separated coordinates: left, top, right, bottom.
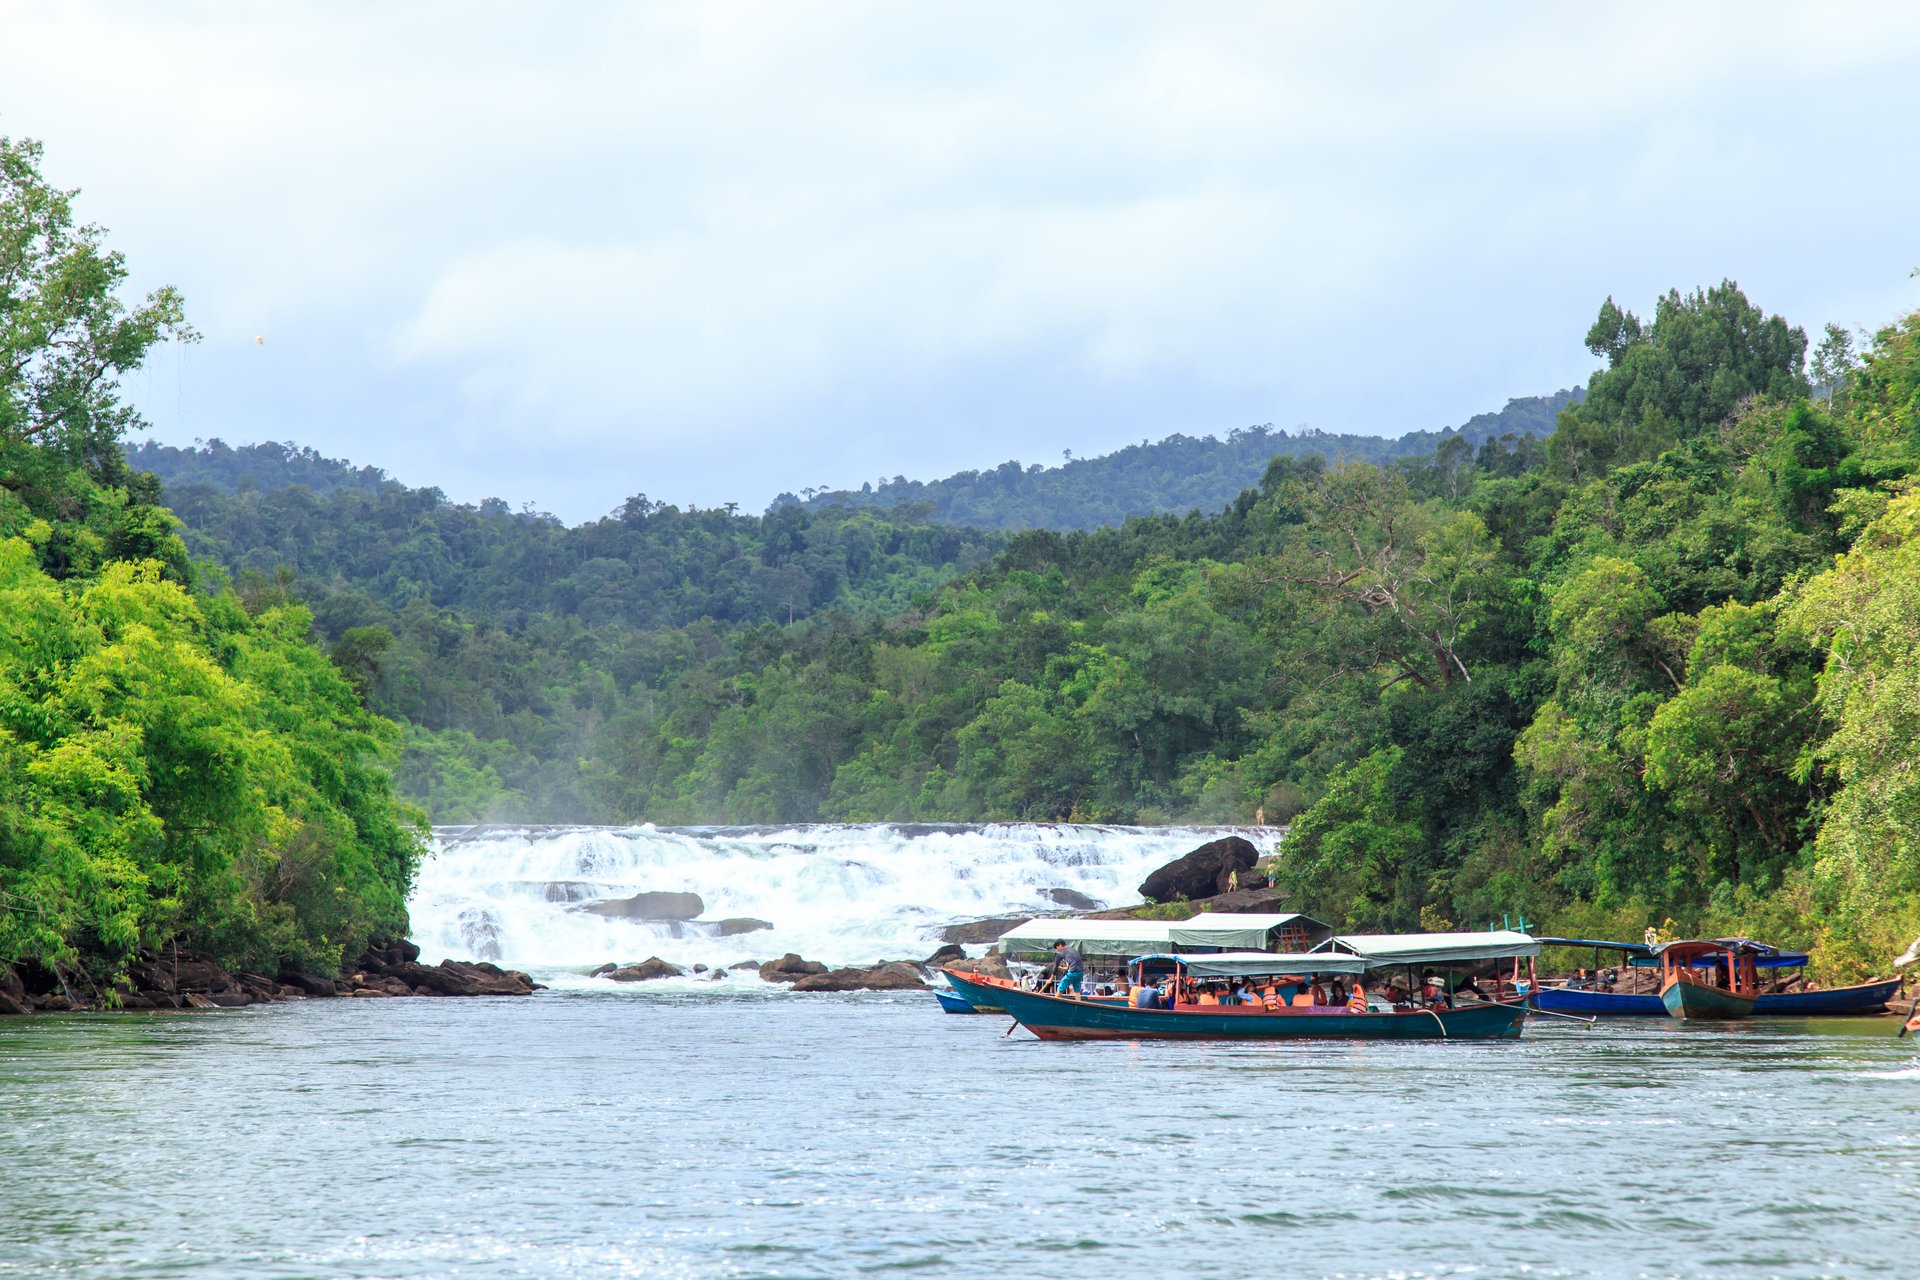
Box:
943, 949, 1529, 1041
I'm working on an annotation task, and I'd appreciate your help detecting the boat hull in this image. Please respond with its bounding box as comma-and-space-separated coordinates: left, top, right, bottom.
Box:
933, 989, 980, 1014
943, 970, 1526, 1041
1661, 980, 1756, 1020
1539, 977, 1901, 1017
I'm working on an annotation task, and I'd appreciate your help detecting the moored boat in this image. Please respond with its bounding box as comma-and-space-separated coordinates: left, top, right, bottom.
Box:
933, 987, 979, 1014
1532, 937, 1900, 1017
1658, 939, 1761, 1020
946, 951, 1529, 1042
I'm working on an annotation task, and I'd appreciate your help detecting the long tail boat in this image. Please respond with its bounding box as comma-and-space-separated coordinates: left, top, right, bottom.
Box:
945, 951, 1528, 1042
1658, 939, 1761, 1020
1532, 937, 1901, 1016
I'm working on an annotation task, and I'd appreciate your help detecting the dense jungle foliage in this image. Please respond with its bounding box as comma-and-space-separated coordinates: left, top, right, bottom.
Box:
200, 277, 1916, 978
16, 136, 1920, 979
0, 137, 423, 991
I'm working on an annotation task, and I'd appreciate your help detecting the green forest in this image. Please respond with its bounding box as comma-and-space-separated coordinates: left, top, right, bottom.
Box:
1, 137, 421, 990
9, 133, 1920, 985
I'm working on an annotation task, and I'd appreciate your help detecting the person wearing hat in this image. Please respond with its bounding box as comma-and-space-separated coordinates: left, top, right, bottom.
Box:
1049, 940, 1085, 997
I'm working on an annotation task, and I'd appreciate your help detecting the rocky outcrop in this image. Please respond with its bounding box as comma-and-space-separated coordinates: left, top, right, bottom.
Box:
939, 916, 1033, 944
922, 943, 968, 967
1043, 888, 1102, 910
0, 935, 537, 1014
1139, 836, 1260, 902
759, 953, 830, 982
714, 917, 773, 936
947, 950, 1012, 981
577, 891, 706, 921
1194, 885, 1289, 914
790, 961, 927, 992
597, 957, 684, 982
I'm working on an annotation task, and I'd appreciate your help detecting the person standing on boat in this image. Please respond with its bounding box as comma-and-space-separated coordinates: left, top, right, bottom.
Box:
1049, 940, 1085, 997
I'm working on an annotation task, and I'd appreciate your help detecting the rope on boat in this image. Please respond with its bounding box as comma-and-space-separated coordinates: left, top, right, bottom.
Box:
1423, 1008, 1448, 1038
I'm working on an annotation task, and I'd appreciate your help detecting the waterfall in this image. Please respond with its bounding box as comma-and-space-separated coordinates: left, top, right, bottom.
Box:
407, 823, 1279, 973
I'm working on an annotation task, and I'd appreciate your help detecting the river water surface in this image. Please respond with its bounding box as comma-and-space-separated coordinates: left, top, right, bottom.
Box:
4, 990, 1920, 1280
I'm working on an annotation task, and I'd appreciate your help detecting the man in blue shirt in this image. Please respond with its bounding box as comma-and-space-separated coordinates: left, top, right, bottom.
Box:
1050, 940, 1085, 996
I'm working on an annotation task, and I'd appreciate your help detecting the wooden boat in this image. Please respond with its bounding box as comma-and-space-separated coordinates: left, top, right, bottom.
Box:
945, 952, 1528, 1042
1532, 937, 1901, 1017
1658, 939, 1761, 1020
932, 987, 979, 1014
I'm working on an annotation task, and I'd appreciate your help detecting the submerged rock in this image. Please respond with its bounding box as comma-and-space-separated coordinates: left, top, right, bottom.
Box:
758, 954, 829, 983
577, 891, 706, 922
790, 962, 927, 992
605, 957, 684, 982
1043, 887, 1102, 911
714, 917, 773, 936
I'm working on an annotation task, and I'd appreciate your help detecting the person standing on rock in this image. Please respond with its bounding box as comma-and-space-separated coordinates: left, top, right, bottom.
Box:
1049, 940, 1085, 998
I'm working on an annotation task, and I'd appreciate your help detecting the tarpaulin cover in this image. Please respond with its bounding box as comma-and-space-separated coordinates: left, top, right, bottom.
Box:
1166, 913, 1329, 950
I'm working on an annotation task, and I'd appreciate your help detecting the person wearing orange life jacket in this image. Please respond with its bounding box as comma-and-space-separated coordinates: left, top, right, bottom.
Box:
1347, 981, 1371, 1013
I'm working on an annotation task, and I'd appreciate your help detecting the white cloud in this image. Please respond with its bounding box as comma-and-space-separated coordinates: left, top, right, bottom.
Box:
4, 1, 1918, 517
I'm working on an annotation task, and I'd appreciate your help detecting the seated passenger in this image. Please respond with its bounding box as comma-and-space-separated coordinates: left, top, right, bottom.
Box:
1346, 981, 1371, 1013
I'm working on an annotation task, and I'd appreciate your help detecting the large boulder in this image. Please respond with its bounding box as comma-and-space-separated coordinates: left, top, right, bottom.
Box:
939, 916, 1032, 945
791, 962, 927, 992
1043, 888, 1102, 910
604, 957, 684, 982
759, 953, 829, 982
715, 917, 773, 936
922, 943, 968, 967
578, 891, 706, 922
1139, 836, 1259, 903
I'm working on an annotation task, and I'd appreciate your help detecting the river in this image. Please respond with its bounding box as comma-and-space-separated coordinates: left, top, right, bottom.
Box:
4, 824, 1918, 1278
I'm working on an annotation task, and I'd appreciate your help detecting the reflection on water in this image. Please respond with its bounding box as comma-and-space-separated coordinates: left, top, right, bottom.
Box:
2, 997, 1919, 1279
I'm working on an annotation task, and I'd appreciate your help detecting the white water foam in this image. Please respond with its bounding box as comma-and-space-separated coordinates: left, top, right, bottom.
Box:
408, 822, 1280, 972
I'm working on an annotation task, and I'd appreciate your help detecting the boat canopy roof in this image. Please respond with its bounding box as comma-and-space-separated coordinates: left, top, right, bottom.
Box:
1322, 930, 1542, 965
1654, 938, 1773, 962
1166, 912, 1332, 950
1544, 935, 1809, 969
1132, 951, 1370, 977
995, 918, 1175, 956
1537, 936, 1655, 958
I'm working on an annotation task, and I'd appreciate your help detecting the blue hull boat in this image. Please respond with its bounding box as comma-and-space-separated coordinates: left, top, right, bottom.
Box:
933, 987, 980, 1015
1533, 977, 1901, 1017
944, 970, 1527, 1042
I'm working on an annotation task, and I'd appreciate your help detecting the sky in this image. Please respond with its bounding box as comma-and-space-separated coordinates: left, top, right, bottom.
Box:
4, 2, 1918, 523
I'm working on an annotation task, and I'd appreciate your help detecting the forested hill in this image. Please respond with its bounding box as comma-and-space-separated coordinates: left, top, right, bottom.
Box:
776, 390, 1579, 530
128, 389, 1578, 535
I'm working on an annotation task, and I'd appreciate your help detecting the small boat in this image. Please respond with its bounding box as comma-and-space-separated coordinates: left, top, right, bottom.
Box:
932, 987, 979, 1014
945, 950, 1530, 1042
1658, 939, 1761, 1020
1532, 937, 1901, 1017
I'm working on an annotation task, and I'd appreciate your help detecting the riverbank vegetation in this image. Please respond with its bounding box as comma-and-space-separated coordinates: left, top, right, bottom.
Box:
13, 132, 1920, 981
0, 137, 423, 994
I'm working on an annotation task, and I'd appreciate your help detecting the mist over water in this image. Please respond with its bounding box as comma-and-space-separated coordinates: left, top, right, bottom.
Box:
408, 823, 1280, 972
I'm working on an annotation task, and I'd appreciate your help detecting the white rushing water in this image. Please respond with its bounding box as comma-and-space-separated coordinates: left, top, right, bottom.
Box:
408, 822, 1279, 972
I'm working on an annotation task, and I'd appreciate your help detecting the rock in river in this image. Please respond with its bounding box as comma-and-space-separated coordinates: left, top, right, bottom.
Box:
790, 962, 927, 992
577, 891, 706, 921
759, 954, 829, 982
603, 957, 685, 982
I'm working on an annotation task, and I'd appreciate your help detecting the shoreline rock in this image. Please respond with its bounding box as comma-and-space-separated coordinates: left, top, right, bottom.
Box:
0, 936, 539, 1015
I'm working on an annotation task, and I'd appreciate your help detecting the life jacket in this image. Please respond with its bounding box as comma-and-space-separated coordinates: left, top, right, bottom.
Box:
1347, 988, 1370, 1013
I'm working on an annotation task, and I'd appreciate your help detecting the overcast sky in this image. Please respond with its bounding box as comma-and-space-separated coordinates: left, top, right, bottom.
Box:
6, 3, 1918, 522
